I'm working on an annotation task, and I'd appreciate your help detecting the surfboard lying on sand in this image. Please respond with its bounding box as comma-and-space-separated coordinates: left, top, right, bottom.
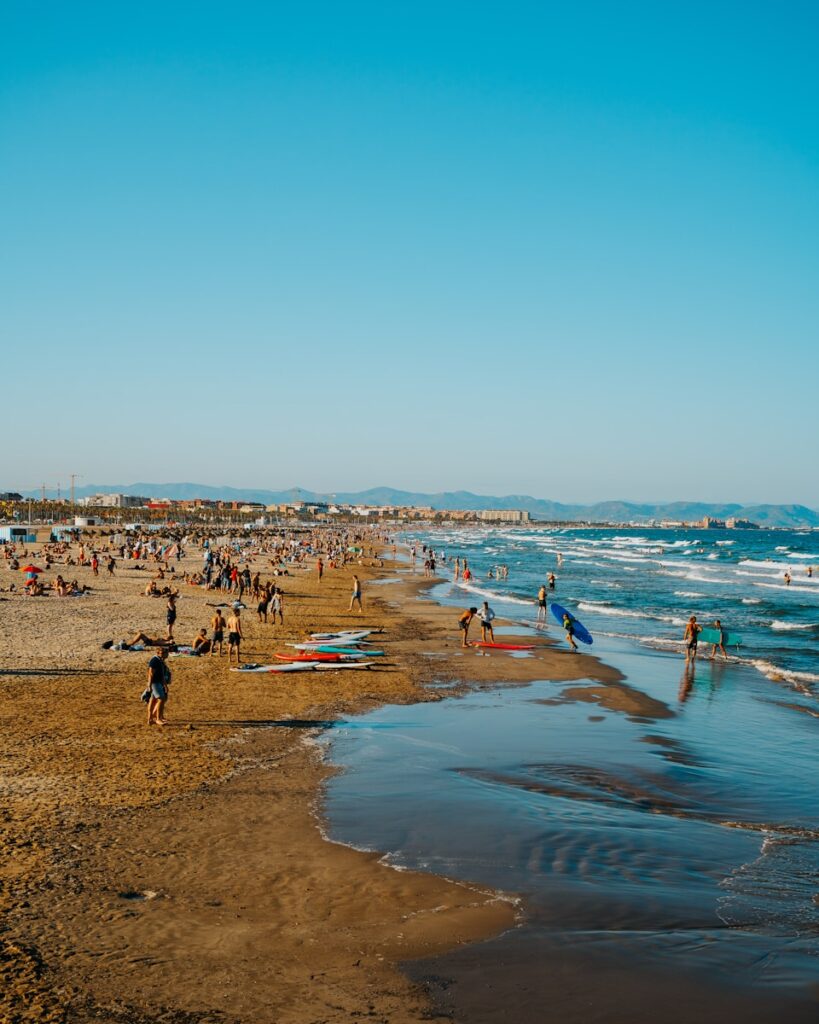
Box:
232, 662, 318, 673
550, 603, 593, 645
309, 629, 376, 642
292, 644, 385, 656
275, 651, 365, 662
697, 626, 741, 646
232, 661, 374, 673
469, 641, 536, 650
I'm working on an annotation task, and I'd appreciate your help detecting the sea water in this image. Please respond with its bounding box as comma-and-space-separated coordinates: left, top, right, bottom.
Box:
319, 527, 819, 1018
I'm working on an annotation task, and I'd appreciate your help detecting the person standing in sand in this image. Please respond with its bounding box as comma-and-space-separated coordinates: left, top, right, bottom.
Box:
458, 607, 478, 647
478, 601, 496, 643
227, 607, 243, 664
210, 609, 226, 656
683, 615, 700, 661
146, 648, 170, 726
166, 594, 177, 640
317, 558, 324, 583
269, 586, 284, 624
349, 574, 363, 613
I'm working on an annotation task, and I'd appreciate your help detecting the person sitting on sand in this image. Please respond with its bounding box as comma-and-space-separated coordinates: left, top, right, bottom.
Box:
146, 648, 170, 726
192, 628, 211, 654
562, 611, 578, 653
145, 580, 159, 597
458, 607, 478, 647
478, 601, 496, 643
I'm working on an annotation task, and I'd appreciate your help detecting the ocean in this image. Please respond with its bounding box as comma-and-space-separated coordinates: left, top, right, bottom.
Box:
319, 526, 819, 1021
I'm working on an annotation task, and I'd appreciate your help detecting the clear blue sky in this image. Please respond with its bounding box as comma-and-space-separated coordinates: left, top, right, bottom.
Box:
2, 2, 817, 505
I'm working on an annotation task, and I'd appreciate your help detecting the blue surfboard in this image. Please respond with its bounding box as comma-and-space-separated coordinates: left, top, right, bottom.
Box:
550, 603, 593, 645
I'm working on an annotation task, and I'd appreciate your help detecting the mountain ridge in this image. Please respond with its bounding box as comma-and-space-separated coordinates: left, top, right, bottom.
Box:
18, 483, 819, 528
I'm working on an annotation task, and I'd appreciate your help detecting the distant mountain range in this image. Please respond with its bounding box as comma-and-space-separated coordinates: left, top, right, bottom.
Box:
20, 482, 819, 528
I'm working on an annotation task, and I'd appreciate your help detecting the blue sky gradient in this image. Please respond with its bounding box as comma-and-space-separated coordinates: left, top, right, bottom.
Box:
2, 2, 817, 503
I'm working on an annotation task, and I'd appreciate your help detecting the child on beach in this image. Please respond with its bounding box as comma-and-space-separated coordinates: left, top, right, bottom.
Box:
562, 611, 578, 653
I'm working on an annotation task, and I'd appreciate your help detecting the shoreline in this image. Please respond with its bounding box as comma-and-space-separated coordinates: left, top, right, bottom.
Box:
2, 544, 618, 1022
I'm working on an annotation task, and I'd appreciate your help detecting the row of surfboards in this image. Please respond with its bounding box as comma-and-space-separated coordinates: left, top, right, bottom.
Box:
232, 628, 384, 673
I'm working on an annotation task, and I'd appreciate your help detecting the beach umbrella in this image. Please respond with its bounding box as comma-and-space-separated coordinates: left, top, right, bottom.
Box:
20, 565, 44, 574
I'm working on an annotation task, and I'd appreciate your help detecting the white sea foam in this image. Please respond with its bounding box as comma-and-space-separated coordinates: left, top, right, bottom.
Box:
741, 598, 762, 604
674, 591, 704, 598
454, 582, 532, 606
715, 540, 735, 546
770, 620, 816, 631
577, 601, 685, 626
751, 660, 819, 689
753, 582, 819, 595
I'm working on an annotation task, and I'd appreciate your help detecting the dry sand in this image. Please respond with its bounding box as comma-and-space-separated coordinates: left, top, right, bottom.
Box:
1, 544, 620, 1023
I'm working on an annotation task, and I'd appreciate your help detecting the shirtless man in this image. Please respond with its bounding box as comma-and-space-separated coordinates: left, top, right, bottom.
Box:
349, 575, 363, 613
210, 609, 226, 656
536, 584, 548, 623
683, 615, 701, 662
192, 628, 211, 654
227, 607, 243, 665
458, 607, 478, 647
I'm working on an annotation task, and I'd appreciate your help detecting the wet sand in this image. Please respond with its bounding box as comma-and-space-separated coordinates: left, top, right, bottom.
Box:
1, 550, 616, 1022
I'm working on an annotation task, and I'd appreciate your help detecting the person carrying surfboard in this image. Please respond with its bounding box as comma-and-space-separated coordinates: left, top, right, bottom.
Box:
478, 601, 496, 643
709, 619, 728, 661
561, 611, 578, 653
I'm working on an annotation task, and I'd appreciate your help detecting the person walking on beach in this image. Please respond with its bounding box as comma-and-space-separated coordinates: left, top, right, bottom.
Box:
709, 619, 728, 661
317, 558, 324, 583
227, 607, 243, 665
210, 609, 226, 656
478, 601, 496, 643
146, 648, 170, 726
684, 615, 701, 661
536, 584, 548, 624
349, 574, 363, 613
458, 607, 478, 647
562, 611, 578, 653
269, 586, 284, 624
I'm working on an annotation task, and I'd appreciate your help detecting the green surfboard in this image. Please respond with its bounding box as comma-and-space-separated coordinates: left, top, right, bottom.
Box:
697, 626, 740, 647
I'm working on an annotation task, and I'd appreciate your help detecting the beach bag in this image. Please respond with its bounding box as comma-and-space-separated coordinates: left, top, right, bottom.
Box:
140, 688, 151, 703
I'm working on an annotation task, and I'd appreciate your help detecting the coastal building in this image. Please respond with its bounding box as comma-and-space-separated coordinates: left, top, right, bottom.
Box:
77, 493, 147, 508
477, 509, 531, 523
700, 516, 726, 529
726, 517, 759, 529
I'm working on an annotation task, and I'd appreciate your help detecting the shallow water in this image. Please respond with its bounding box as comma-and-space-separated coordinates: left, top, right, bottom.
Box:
321, 633, 819, 1018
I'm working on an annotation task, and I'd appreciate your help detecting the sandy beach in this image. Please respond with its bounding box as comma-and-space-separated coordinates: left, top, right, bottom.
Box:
1, 535, 616, 1023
